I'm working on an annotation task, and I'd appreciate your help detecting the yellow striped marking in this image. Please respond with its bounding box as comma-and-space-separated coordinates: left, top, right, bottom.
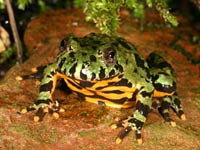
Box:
153, 90, 174, 97
50, 73, 136, 108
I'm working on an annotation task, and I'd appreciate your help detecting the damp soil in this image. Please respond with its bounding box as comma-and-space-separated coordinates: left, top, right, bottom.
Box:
0, 8, 200, 150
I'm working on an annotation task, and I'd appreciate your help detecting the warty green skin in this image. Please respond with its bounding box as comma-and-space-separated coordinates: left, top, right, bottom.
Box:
20, 33, 185, 143
41, 33, 153, 120
147, 52, 176, 88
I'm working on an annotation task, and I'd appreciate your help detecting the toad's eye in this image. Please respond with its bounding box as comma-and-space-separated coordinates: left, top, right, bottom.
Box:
109, 51, 115, 59
59, 39, 67, 54
59, 35, 74, 54
103, 48, 116, 66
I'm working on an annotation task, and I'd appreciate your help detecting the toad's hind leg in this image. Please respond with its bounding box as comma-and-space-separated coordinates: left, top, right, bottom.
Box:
156, 96, 176, 126
153, 93, 186, 126
170, 93, 186, 120
16, 65, 50, 81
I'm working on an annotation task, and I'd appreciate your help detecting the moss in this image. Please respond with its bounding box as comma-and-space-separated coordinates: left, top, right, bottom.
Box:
191, 87, 200, 94
77, 129, 96, 138
84, 0, 178, 35
10, 122, 60, 144
34, 124, 59, 144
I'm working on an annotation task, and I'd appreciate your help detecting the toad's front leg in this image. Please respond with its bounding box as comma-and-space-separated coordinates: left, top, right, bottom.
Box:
20, 64, 65, 122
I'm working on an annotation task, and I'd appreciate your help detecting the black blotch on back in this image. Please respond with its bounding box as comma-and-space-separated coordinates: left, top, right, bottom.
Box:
114, 63, 123, 72
158, 62, 171, 69
82, 52, 87, 56
59, 58, 66, 69
134, 53, 145, 69
80, 71, 87, 80
148, 61, 171, 69
146, 52, 172, 69
69, 63, 77, 75
125, 59, 128, 65
151, 74, 159, 83
90, 55, 97, 62
69, 52, 75, 58
117, 38, 133, 50
99, 67, 105, 79
109, 69, 115, 77
91, 72, 96, 80
80, 64, 87, 80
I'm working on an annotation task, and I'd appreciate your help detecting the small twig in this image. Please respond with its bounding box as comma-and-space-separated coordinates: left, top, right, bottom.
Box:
5, 0, 23, 64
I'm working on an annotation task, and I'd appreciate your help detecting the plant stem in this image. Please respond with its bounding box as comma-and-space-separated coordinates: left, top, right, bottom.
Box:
5, 0, 23, 64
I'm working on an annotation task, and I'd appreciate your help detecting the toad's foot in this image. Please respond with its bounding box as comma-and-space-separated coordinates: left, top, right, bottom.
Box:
111, 117, 143, 144
19, 101, 65, 122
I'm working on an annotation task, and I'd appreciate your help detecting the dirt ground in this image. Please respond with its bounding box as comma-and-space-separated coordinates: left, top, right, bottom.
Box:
0, 9, 200, 150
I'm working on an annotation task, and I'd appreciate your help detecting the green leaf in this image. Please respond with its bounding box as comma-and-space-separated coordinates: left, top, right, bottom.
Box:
155, 0, 178, 27
146, 0, 153, 7
74, 0, 85, 8
0, 0, 5, 9
38, 0, 46, 12
17, 0, 32, 10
